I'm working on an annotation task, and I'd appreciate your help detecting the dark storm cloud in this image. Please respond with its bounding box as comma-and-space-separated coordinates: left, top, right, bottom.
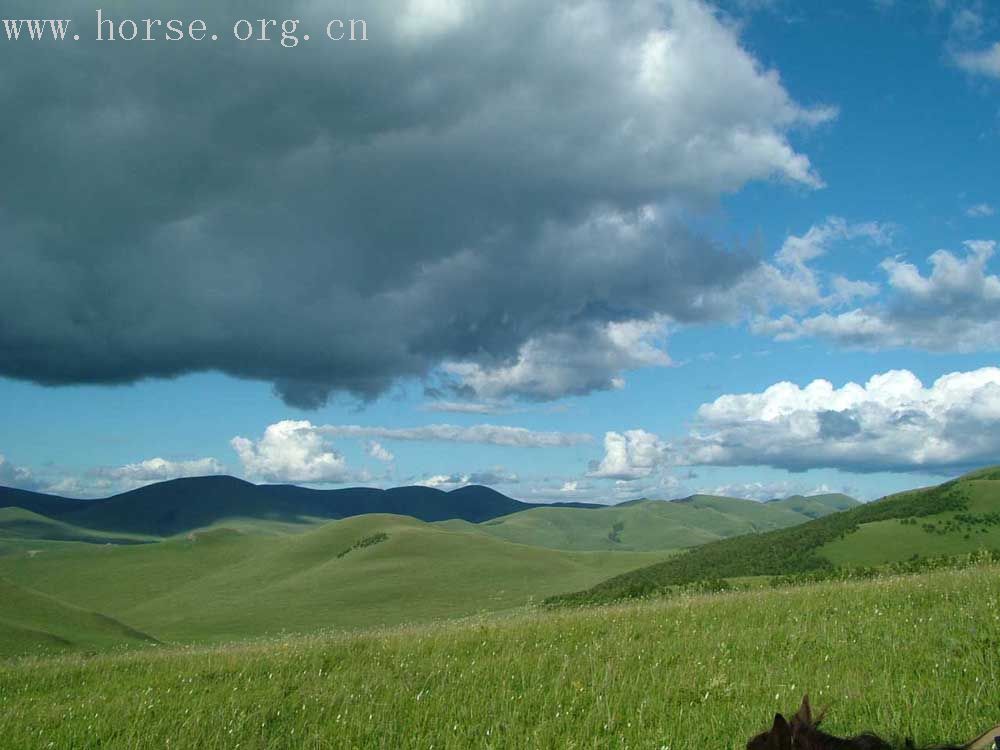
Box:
0, 0, 828, 407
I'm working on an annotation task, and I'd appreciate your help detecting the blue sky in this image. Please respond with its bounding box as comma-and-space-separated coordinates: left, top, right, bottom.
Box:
1, 0, 998, 502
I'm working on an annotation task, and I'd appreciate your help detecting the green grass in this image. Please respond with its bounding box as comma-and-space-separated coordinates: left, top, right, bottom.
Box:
552, 471, 993, 605
766, 492, 860, 518
0, 507, 156, 545
0, 579, 156, 659
821, 480, 1000, 566
463, 494, 852, 552
2, 564, 999, 749
0, 515, 663, 644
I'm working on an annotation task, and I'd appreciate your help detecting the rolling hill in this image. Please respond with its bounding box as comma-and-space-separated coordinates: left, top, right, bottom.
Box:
453, 493, 858, 551
550, 467, 1000, 605
765, 492, 859, 518
0, 507, 155, 545
0, 514, 664, 643
0, 578, 157, 658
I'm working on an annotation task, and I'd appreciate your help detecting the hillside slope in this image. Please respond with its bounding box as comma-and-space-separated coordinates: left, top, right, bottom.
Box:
551, 468, 999, 604
0, 579, 156, 658
467, 493, 851, 551
0, 515, 662, 643
766, 492, 859, 518
0, 507, 155, 545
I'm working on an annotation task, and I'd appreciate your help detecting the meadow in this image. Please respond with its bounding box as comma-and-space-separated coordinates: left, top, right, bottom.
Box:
3, 563, 999, 750
0, 515, 664, 647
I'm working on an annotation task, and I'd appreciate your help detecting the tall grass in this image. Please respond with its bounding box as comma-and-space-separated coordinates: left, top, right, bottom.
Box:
2, 565, 999, 750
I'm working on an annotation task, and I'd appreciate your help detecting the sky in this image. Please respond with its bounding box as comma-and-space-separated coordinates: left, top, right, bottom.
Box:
1, 0, 998, 503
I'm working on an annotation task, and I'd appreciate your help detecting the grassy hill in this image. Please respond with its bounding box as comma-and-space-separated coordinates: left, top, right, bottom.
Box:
1, 563, 997, 749
0, 515, 662, 643
766, 492, 859, 518
0, 507, 155, 545
460, 493, 855, 552
550, 468, 1000, 605
0, 579, 156, 659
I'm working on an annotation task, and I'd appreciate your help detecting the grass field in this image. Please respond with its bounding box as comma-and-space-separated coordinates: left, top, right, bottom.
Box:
2, 564, 998, 749
0, 514, 664, 644
0, 579, 156, 658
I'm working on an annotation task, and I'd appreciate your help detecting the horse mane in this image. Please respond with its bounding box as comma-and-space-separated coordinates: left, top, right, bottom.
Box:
788, 695, 892, 750
747, 695, 972, 750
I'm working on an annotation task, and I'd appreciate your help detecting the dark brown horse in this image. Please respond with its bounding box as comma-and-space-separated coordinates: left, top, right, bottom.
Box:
748, 695, 999, 750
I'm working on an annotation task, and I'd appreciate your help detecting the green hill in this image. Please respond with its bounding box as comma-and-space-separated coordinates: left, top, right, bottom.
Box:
0, 507, 155, 545
0, 579, 156, 659
466, 493, 853, 552
766, 492, 859, 518
550, 468, 999, 605
0, 515, 662, 644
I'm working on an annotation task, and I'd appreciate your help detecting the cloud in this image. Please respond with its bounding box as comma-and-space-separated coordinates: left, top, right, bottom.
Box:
704, 480, 841, 502
686, 367, 1000, 473
522, 472, 682, 504
365, 441, 395, 463
587, 429, 669, 480
0, 0, 831, 407
229, 419, 588, 482
315, 423, 592, 448
420, 401, 512, 415
442, 316, 673, 401
729, 217, 891, 314
955, 42, 1000, 78
966, 203, 996, 218
30, 456, 227, 497
415, 467, 519, 489
97, 457, 226, 483
0, 453, 40, 491
231, 421, 350, 483
754, 239, 1000, 351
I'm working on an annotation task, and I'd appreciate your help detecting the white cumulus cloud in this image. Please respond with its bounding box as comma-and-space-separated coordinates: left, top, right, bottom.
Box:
443, 315, 673, 401
588, 429, 670, 480
754, 239, 1000, 351
686, 367, 1000, 473
732, 217, 892, 314
231, 420, 350, 483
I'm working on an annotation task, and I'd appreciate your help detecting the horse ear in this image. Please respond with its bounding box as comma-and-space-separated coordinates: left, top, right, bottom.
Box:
770, 714, 792, 750
794, 695, 812, 726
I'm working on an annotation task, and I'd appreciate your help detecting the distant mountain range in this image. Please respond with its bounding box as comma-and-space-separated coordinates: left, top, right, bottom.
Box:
0, 475, 859, 542
0, 476, 601, 537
